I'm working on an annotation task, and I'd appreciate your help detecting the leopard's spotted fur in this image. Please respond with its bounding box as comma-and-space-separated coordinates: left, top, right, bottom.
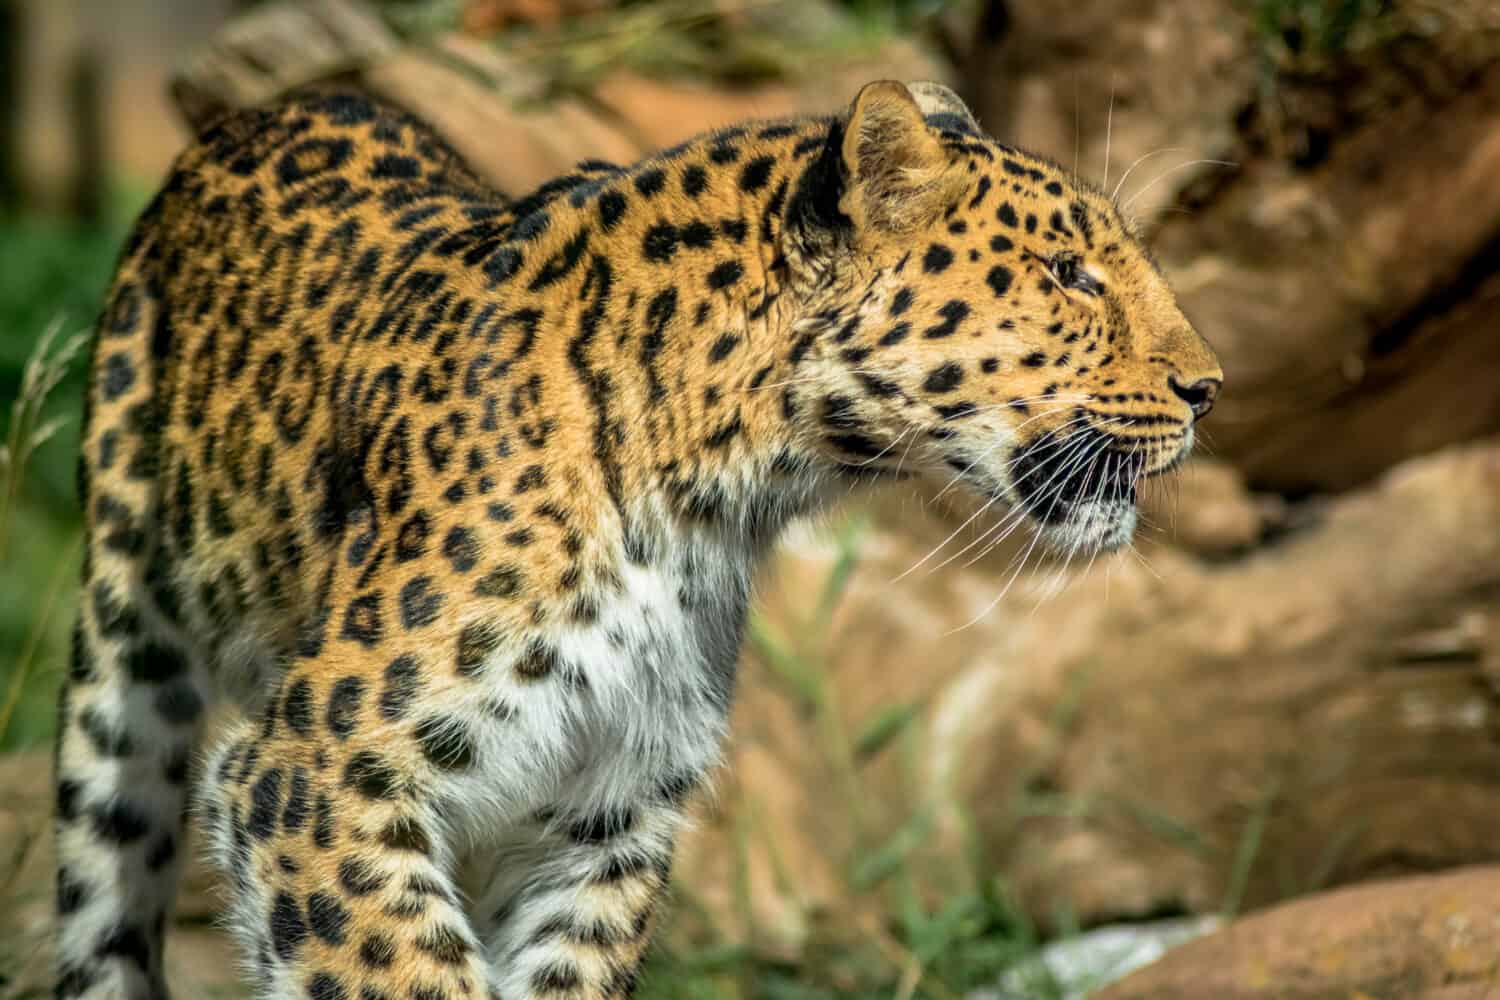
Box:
53, 81, 1221, 1000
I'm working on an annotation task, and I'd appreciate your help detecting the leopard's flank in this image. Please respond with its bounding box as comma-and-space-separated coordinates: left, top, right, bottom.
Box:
54, 81, 1221, 999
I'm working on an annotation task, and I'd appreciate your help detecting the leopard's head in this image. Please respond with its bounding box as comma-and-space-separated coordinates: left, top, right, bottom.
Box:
783, 80, 1222, 553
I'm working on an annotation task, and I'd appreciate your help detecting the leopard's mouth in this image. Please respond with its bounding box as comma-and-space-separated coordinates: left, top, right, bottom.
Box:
1000, 425, 1179, 553
938, 421, 1194, 555
1010, 427, 1145, 525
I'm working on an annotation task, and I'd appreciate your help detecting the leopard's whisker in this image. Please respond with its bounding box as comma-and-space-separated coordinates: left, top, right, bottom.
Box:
960, 429, 1116, 574
1102, 74, 1117, 190
1122, 158, 1238, 213
929, 412, 1095, 503
946, 434, 1115, 633
1110, 147, 1187, 204
893, 418, 1097, 583
930, 431, 1105, 575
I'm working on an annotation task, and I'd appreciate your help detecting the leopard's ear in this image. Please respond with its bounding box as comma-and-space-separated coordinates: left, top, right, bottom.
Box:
906, 81, 981, 136
839, 80, 961, 233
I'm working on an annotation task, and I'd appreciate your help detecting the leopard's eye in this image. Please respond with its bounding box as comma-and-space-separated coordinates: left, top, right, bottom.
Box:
1049, 254, 1102, 295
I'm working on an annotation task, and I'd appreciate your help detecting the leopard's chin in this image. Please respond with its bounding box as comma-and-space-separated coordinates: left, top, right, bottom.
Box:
998, 423, 1194, 555
1031, 497, 1138, 555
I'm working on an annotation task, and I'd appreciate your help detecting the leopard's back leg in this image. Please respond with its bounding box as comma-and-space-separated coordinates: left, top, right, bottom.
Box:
54, 237, 215, 999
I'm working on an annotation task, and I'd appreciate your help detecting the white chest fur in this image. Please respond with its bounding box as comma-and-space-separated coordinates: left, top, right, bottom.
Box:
430, 526, 755, 842
557, 537, 751, 814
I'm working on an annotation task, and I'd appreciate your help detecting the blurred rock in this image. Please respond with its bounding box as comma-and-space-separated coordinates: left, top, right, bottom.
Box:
961, 0, 1253, 221
585, 36, 943, 151
1094, 867, 1500, 1000
1157, 50, 1500, 494
361, 38, 943, 194
171, 0, 399, 129
360, 46, 641, 193
1136, 457, 1274, 557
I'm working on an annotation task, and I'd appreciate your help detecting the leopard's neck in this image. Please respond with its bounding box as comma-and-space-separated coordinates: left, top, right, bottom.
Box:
460, 117, 849, 556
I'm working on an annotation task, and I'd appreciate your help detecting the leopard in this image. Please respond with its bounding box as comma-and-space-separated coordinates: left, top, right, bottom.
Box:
52, 79, 1222, 1000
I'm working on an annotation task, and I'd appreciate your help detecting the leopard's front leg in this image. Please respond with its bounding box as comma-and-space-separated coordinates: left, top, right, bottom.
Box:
200, 665, 498, 1000
464, 583, 730, 1000
474, 792, 692, 999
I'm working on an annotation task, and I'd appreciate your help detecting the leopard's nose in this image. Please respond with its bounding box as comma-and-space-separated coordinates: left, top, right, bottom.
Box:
1169, 375, 1221, 420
